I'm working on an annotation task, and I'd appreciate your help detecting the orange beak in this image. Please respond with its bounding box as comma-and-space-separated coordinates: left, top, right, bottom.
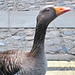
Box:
54, 7, 70, 16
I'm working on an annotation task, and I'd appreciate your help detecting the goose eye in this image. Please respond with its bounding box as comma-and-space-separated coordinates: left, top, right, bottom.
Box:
46, 8, 50, 12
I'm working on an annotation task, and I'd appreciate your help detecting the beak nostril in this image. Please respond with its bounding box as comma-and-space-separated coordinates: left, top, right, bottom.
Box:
60, 8, 64, 10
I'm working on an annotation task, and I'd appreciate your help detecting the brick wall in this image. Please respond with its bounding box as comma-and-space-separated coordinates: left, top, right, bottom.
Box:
0, 0, 74, 11
0, 0, 45, 11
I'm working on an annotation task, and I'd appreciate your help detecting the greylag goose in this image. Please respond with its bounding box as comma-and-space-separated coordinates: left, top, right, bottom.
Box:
0, 6, 70, 75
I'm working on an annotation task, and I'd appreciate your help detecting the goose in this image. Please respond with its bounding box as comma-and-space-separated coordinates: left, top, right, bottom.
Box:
0, 6, 70, 75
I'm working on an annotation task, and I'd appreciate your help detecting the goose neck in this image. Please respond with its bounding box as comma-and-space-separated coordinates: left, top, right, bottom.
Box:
31, 23, 48, 55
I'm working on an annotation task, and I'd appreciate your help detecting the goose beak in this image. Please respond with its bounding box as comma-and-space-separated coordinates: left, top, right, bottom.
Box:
54, 7, 70, 16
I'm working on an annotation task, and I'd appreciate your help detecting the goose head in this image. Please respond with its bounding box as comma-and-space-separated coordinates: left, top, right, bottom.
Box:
37, 7, 70, 26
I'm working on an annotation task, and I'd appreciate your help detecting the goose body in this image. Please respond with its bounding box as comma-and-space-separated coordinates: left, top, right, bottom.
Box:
0, 7, 70, 75
0, 50, 47, 75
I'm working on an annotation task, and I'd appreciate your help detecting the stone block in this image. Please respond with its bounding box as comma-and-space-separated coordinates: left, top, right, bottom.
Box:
0, 40, 5, 46
0, 2, 4, 5
25, 36, 34, 41
11, 36, 23, 40
6, 1, 13, 4
63, 31, 74, 36
69, 48, 75, 55
45, 40, 54, 46
45, 46, 60, 54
